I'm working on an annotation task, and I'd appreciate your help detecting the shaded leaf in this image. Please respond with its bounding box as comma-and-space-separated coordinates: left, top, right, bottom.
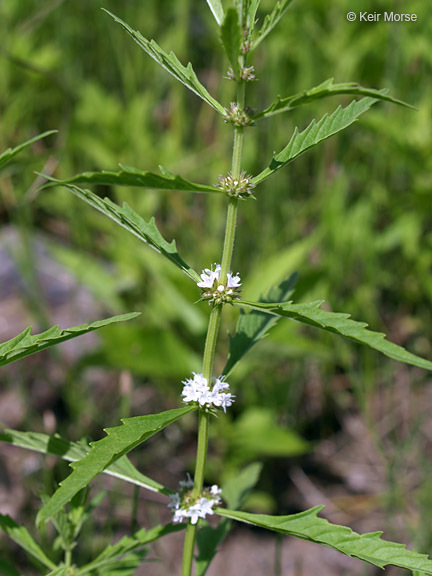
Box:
252, 0, 294, 50
223, 273, 297, 376
255, 78, 415, 120
216, 507, 432, 574
0, 558, 20, 576
76, 524, 184, 576
44, 164, 223, 194
55, 183, 200, 282
0, 131, 56, 172
220, 8, 242, 80
103, 9, 225, 114
236, 299, 432, 370
0, 429, 168, 494
253, 97, 379, 185
37, 407, 196, 525
45, 568, 68, 576
206, 0, 225, 26
0, 515, 56, 570
0, 313, 140, 367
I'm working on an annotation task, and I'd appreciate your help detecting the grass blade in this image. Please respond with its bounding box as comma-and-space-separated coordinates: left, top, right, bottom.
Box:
0, 131, 56, 172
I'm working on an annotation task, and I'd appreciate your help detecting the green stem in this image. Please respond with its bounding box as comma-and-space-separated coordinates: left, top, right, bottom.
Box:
181, 78, 246, 576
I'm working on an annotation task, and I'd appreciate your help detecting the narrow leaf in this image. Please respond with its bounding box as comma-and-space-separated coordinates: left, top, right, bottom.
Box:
43, 165, 223, 194
251, 0, 294, 50
255, 78, 415, 120
223, 273, 297, 376
37, 407, 196, 525
0, 131, 56, 172
220, 9, 242, 79
0, 429, 168, 494
253, 97, 378, 185
216, 507, 432, 574
0, 515, 56, 570
236, 300, 432, 370
57, 183, 200, 282
206, 0, 225, 26
45, 568, 68, 576
103, 9, 225, 114
0, 313, 140, 368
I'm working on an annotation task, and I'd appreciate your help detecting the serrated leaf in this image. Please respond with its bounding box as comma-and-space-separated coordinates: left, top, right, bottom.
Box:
0, 313, 140, 368
216, 507, 432, 574
255, 78, 416, 120
37, 407, 196, 525
76, 524, 183, 576
196, 463, 262, 576
220, 8, 242, 79
0, 131, 57, 172
236, 300, 432, 370
223, 273, 297, 376
103, 9, 225, 115
44, 165, 223, 194
253, 97, 379, 185
251, 0, 294, 50
55, 183, 200, 282
0, 515, 56, 570
206, 0, 225, 26
0, 429, 167, 494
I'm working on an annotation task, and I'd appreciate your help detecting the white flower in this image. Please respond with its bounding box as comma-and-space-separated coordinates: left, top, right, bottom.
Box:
197, 263, 241, 289
181, 373, 235, 412
168, 478, 223, 524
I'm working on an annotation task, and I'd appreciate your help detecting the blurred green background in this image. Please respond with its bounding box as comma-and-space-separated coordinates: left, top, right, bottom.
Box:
1, 0, 431, 573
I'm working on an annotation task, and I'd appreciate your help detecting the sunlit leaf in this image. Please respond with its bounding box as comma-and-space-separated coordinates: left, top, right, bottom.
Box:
223, 273, 297, 376
0, 515, 56, 570
206, 0, 225, 26
255, 78, 415, 119
0, 313, 140, 367
0, 131, 56, 172
45, 568, 68, 576
43, 165, 223, 194
54, 183, 200, 282
251, 0, 295, 50
37, 407, 196, 525
253, 97, 379, 185
236, 299, 432, 370
103, 9, 225, 114
216, 507, 432, 574
0, 429, 168, 495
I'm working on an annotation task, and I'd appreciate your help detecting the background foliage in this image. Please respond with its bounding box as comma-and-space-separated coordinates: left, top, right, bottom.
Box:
1, 0, 431, 573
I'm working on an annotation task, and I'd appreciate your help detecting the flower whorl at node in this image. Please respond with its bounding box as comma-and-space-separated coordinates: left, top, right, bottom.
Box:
218, 171, 255, 199
197, 263, 242, 305
223, 102, 255, 127
168, 476, 222, 524
181, 372, 235, 413
226, 65, 256, 82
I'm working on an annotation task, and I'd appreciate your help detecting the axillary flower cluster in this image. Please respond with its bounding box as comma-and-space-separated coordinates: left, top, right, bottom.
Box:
181, 372, 235, 413
197, 263, 242, 305
168, 475, 222, 524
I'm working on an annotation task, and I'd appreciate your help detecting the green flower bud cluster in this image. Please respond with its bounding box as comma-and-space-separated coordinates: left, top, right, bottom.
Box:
223, 102, 255, 127
218, 171, 255, 199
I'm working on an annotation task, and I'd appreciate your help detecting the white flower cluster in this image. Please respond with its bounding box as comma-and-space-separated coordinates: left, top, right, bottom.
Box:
168, 476, 222, 524
197, 263, 242, 305
181, 372, 235, 412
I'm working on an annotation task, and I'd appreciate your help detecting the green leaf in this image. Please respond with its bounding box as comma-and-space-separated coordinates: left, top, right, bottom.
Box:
251, 0, 295, 50
37, 407, 196, 525
196, 463, 262, 576
0, 131, 56, 172
223, 273, 297, 377
103, 9, 225, 115
220, 8, 242, 80
206, 0, 225, 26
216, 507, 432, 574
236, 300, 432, 370
255, 78, 416, 120
76, 524, 183, 576
43, 165, 223, 195
0, 429, 168, 494
253, 97, 379, 185
0, 558, 20, 576
0, 515, 56, 570
45, 569, 69, 576
56, 183, 200, 282
0, 313, 140, 368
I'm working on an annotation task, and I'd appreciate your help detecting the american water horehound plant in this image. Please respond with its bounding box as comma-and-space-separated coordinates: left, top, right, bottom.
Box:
1, 2, 432, 575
